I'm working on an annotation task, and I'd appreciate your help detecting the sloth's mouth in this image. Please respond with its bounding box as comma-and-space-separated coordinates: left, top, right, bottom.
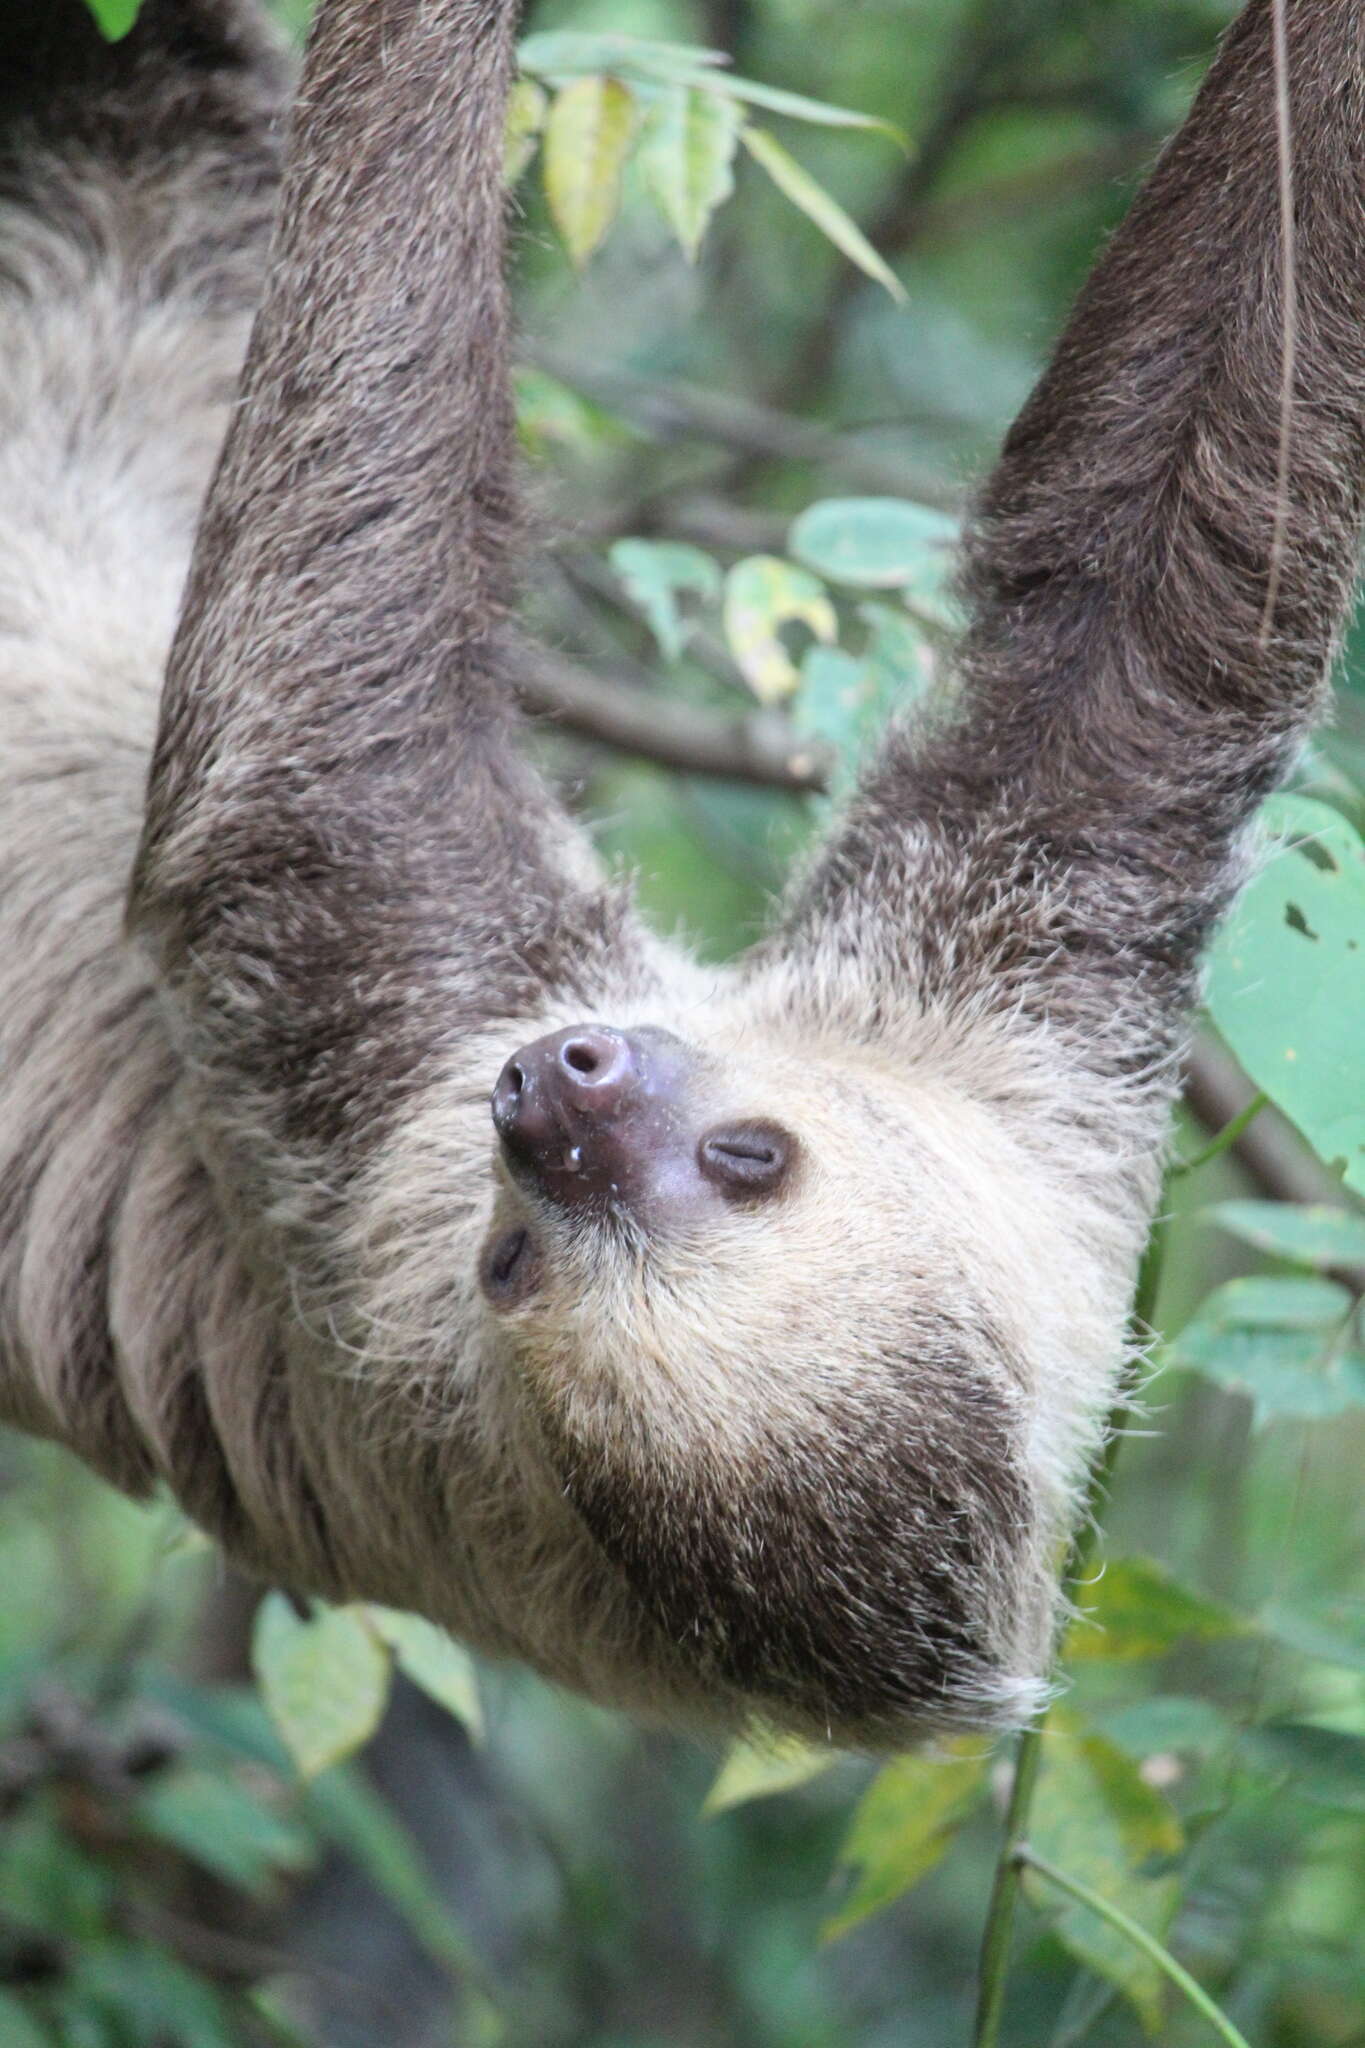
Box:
481, 1223, 535, 1306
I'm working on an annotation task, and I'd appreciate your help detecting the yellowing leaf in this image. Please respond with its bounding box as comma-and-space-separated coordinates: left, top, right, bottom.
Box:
366, 1607, 484, 1742
252, 1595, 390, 1780
543, 76, 637, 266
1065, 1555, 1247, 1663
639, 86, 742, 259
504, 77, 548, 186
724, 555, 836, 703
824, 1740, 989, 1939
741, 126, 906, 302
703, 1730, 836, 1814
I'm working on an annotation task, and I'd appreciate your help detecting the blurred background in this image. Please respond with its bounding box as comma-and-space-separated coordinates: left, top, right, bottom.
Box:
3, 0, 1363, 2043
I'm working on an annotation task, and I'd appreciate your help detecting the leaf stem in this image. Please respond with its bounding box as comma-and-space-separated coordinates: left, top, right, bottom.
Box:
1014, 1848, 1252, 2048
1171, 1090, 1270, 1177
970, 1214, 1167, 2048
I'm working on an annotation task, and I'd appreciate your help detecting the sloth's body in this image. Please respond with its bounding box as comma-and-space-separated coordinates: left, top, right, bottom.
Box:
0, 0, 1361, 1748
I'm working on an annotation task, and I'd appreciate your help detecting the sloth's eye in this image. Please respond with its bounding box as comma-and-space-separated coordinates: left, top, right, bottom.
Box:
697, 1121, 795, 1200
480, 1225, 539, 1305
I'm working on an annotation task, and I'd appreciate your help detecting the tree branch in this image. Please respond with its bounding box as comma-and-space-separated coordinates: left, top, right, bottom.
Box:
515, 648, 831, 792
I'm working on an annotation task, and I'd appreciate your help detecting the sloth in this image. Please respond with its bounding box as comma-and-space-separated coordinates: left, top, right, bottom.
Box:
0, 0, 1361, 1751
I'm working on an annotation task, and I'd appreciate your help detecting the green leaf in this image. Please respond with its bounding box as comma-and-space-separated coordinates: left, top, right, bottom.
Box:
1241, 1722, 1365, 1814
0, 1992, 47, 2048
252, 1595, 391, 1779
542, 76, 637, 266
790, 497, 958, 590
1262, 1593, 1365, 1672
365, 1608, 484, 1742
1202, 1199, 1365, 1269
304, 1766, 493, 2003
609, 538, 721, 661
512, 366, 620, 461
504, 78, 548, 187
1205, 794, 1365, 1196
137, 1766, 312, 1895
83, 0, 141, 38
639, 87, 741, 259
703, 1730, 836, 1814
518, 33, 728, 85
1098, 1695, 1232, 1762
1065, 1556, 1247, 1663
723, 555, 836, 703
518, 35, 902, 140
1027, 1730, 1184, 2036
1162, 1275, 1365, 1426
824, 1740, 989, 1939
740, 127, 906, 301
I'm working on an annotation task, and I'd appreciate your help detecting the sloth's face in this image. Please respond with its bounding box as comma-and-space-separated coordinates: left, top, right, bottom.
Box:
474, 1010, 1050, 1742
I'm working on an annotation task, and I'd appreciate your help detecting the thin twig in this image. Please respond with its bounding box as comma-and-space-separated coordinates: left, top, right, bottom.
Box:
1015, 1848, 1253, 2048
970, 1218, 1167, 2048
1259, 0, 1297, 645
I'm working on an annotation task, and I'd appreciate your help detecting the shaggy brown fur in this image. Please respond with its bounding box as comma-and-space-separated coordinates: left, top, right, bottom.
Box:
0, 0, 1359, 1747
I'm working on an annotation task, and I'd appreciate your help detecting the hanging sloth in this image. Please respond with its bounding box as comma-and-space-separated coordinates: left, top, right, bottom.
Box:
0, 0, 1360, 1748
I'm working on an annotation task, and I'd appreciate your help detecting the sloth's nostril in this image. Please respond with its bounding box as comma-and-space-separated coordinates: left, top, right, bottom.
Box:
562, 1040, 599, 1076
505, 1062, 525, 1097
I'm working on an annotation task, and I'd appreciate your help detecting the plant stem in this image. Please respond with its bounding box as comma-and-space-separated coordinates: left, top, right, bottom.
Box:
1171, 1090, 1270, 1176
970, 1214, 1167, 2048
1015, 1848, 1252, 2048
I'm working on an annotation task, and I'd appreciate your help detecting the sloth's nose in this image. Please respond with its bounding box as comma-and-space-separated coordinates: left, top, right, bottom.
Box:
492, 1025, 652, 1203
493, 1026, 641, 1134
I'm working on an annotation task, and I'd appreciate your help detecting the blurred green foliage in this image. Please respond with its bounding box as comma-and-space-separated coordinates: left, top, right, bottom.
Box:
12, 0, 1365, 2042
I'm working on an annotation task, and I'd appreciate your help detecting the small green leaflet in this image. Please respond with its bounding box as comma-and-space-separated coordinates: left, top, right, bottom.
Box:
610, 538, 721, 662
639, 87, 742, 260
1205, 794, 1365, 1196
703, 1729, 837, 1814
504, 78, 548, 187
824, 1740, 989, 1939
790, 497, 959, 590
543, 76, 637, 266
1202, 1199, 1365, 1269
365, 1606, 484, 1742
138, 1766, 313, 1896
1162, 1274, 1365, 1426
741, 127, 906, 302
1026, 1728, 1183, 2038
1065, 1555, 1246, 1663
252, 1595, 390, 1779
83, 0, 141, 37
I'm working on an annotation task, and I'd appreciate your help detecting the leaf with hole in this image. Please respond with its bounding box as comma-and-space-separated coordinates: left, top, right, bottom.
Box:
252, 1595, 391, 1779
724, 556, 836, 703
824, 1740, 988, 1938
1205, 795, 1365, 1196
543, 77, 637, 266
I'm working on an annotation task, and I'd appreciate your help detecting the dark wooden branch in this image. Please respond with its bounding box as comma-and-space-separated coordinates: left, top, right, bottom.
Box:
515, 648, 832, 792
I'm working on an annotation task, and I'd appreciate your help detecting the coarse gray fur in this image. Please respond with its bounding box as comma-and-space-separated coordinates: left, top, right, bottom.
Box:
0, 0, 1360, 1749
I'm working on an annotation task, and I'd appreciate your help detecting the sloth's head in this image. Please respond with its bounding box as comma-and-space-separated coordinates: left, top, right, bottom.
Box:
474, 1011, 1055, 1744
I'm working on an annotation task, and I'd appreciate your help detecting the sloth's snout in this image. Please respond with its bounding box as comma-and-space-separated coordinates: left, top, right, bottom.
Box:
492, 1025, 667, 1207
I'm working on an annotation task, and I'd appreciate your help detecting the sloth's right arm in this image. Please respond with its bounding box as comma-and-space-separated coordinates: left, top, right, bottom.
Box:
786, 0, 1365, 1124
